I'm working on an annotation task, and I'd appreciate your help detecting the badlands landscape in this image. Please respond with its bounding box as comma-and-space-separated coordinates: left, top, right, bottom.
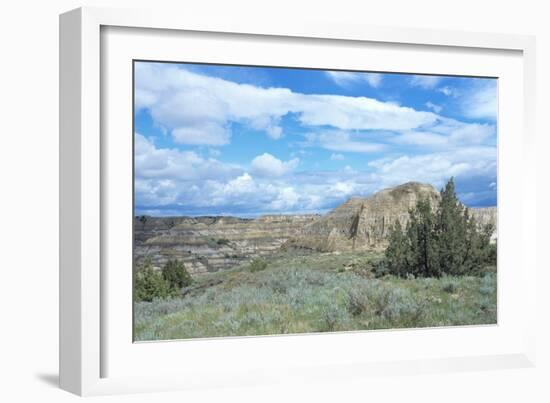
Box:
135, 182, 496, 275
134, 182, 497, 341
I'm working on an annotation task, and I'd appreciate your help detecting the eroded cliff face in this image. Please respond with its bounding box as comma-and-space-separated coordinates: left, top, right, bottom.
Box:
134, 214, 319, 274
285, 182, 442, 252
134, 182, 497, 275
470, 207, 498, 243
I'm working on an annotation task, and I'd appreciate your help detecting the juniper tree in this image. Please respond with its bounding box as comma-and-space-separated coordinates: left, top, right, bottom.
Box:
405, 198, 440, 277
435, 178, 468, 275
460, 209, 496, 275
383, 177, 496, 278
385, 220, 409, 277
161, 259, 193, 290
134, 259, 175, 302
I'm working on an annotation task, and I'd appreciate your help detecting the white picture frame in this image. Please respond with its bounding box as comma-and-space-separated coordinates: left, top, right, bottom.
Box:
59, 6, 537, 396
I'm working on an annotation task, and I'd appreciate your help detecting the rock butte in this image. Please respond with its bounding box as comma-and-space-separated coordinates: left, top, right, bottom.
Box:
134, 182, 497, 275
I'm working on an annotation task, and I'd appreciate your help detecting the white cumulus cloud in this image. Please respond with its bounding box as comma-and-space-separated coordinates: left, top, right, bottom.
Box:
172, 122, 230, 146
250, 153, 299, 177
368, 146, 496, 191
134, 132, 496, 216
135, 63, 437, 146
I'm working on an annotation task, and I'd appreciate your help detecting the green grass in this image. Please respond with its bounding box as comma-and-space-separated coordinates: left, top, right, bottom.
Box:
134, 251, 497, 341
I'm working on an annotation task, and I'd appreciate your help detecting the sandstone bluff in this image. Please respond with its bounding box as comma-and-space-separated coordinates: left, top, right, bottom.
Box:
135, 182, 497, 275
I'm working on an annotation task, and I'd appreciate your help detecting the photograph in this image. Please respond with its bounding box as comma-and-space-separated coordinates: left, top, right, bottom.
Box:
132, 61, 498, 341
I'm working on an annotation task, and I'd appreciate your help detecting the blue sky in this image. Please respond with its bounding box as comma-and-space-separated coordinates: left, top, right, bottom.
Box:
134, 61, 497, 217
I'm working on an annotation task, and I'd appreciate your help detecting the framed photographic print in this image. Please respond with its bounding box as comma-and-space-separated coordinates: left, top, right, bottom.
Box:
60, 7, 537, 396
132, 60, 499, 342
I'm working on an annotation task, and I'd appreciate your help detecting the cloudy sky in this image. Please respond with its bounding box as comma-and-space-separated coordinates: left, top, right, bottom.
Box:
134, 61, 497, 217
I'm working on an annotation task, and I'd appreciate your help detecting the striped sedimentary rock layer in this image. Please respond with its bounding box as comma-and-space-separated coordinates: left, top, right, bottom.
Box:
134, 214, 319, 274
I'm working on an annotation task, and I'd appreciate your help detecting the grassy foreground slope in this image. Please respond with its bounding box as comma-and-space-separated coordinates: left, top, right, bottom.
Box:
134, 251, 496, 341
